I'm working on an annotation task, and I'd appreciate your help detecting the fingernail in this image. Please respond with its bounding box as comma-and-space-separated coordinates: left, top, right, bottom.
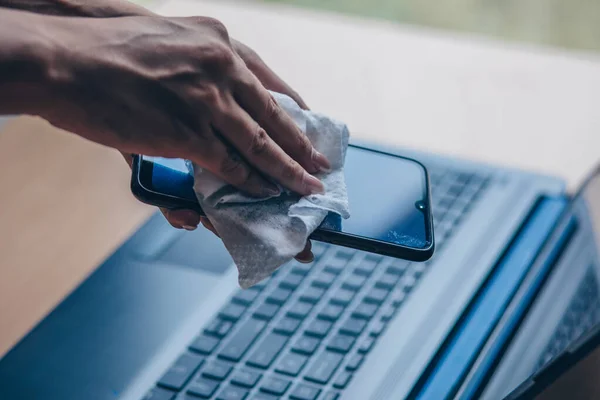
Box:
305, 174, 325, 195
182, 225, 197, 231
263, 184, 281, 197
312, 150, 332, 173
296, 253, 314, 264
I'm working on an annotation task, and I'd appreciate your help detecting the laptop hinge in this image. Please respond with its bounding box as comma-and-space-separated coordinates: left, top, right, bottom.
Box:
407, 196, 569, 400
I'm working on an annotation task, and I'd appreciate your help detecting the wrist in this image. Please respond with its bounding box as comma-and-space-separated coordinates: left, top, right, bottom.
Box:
0, 0, 155, 18
0, 10, 60, 116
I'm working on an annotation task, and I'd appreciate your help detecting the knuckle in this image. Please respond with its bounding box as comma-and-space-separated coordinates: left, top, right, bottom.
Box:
265, 96, 282, 120
281, 158, 303, 183
205, 17, 230, 40
297, 135, 313, 158
207, 44, 236, 68
219, 152, 250, 184
197, 85, 224, 111
248, 127, 270, 157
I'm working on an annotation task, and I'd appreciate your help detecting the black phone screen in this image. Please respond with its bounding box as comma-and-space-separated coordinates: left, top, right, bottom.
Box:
140, 146, 432, 250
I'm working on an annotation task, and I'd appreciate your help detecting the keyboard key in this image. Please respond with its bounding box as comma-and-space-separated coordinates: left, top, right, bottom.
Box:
273, 317, 301, 335
252, 280, 268, 291
380, 305, 396, 322
323, 256, 348, 275
299, 287, 326, 304
386, 262, 409, 276
318, 304, 344, 322
232, 289, 260, 306
202, 360, 233, 381
333, 371, 352, 389
353, 259, 378, 277
304, 351, 344, 384
339, 318, 367, 337
275, 352, 309, 376
291, 262, 312, 276
365, 253, 383, 263
253, 303, 280, 320
342, 275, 367, 291
157, 353, 204, 390
375, 273, 400, 290
346, 353, 364, 371
205, 318, 234, 338
305, 319, 333, 338
312, 242, 328, 257
312, 272, 337, 289
390, 290, 406, 307
219, 318, 266, 362
250, 394, 279, 400
412, 263, 427, 278
260, 376, 291, 396
231, 369, 262, 388
280, 274, 304, 290
220, 303, 247, 321
358, 337, 375, 354
187, 377, 220, 398
330, 289, 355, 307
324, 264, 344, 275
335, 247, 355, 259
292, 335, 321, 355
266, 288, 293, 305
289, 383, 321, 400
322, 392, 341, 400
401, 274, 417, 290
370, 320, 385, 337
364, 287, 390, 305
217, 385, 249, 400
352, 302, 378, 320
143, 387, 174, 400
190, 335, 220, 355
326, 334, 355, 353
247, 333, 289, 369
287, 302, 313, 319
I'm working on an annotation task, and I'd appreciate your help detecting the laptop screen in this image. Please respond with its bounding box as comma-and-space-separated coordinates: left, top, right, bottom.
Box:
495, 167, 600, 399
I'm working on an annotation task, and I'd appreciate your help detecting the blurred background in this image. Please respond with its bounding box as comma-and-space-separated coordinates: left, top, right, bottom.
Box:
140, 0, 600, 52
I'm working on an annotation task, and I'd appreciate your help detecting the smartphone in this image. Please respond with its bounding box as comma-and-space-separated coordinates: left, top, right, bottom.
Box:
131, 145, 434, 261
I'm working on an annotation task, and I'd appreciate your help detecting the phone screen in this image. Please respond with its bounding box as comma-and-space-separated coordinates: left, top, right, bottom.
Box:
141, 146, 432, 250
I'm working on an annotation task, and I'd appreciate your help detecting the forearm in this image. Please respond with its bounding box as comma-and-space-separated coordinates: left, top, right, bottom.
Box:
0, 0, 154, 18
0, 9, 57, 116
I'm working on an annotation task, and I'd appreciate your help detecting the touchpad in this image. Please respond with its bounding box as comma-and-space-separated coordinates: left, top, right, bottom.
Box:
130, 213, 233, 275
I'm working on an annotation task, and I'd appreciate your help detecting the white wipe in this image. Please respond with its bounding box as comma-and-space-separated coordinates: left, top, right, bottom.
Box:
188, 92, 350, 288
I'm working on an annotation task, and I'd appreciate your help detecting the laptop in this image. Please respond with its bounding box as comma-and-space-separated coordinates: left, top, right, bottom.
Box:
0, 141, 597, 400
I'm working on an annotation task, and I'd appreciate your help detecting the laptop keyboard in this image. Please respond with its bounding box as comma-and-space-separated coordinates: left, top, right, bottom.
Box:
535, 267, 600, 370
143, 167, 490, 400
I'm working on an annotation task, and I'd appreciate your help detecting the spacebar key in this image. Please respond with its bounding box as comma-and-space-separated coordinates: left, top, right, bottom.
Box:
304, 351, 344, 384
219, 318, 266, 361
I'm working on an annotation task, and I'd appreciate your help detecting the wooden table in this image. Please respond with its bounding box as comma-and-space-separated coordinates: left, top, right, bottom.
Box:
1, 0, 599, 359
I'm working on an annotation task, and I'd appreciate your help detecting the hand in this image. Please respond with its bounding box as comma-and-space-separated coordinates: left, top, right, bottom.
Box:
41, 15, 329, 198
0, 1, 317, 262
115, 29, 316, 262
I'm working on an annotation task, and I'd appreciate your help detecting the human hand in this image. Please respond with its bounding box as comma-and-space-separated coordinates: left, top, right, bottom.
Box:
0, 0, 317, 262
41, 15, 329, 198
39, 14, 322, 262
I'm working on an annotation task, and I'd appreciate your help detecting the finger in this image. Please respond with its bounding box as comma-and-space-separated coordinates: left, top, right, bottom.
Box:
188, 128, 280, 198
212, 98, 324, 196
233, 68, 330, 174
120, 151, 134, 168
161, 208, 201, 231
200, 216, 221, 238
233, 41, 309, 110
295, 241, 314, 263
